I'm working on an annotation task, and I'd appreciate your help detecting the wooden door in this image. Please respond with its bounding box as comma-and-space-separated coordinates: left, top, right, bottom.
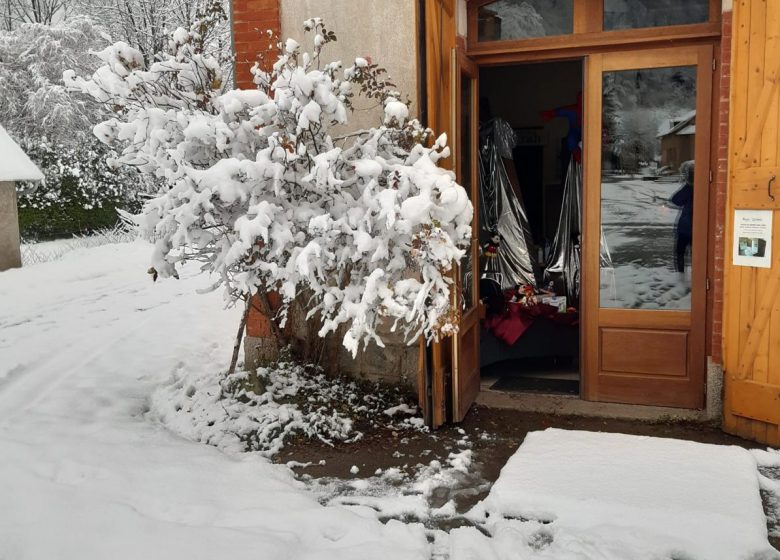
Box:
723, 0, 780, 445
583, 47, 713, 407
419, 0, 456, 429
452, 48, 481, 422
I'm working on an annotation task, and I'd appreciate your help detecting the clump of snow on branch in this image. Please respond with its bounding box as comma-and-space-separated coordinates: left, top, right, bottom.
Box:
149, 362, 423, 457
66, 16, 472, 354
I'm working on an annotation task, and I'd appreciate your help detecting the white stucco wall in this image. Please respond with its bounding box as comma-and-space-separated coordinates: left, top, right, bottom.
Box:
0, 182, 22, 271
457, 0, 467, 37
280, 0, 419, 133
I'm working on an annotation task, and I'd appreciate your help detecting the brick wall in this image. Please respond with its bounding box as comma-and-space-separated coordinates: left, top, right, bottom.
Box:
710, 8, 732, 365
231, 0, 281, 89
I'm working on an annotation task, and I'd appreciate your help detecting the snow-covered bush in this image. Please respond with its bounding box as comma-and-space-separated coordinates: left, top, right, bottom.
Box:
0, 16, 109, 146
16, 141, 144, 239
66, 16, 472, 355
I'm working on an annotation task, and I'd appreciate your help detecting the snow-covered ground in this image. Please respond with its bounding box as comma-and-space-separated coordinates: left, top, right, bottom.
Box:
600, 175, 691, 309
1, 241, 778, 559
463, 429, 779, 560
0, 241, 428, 559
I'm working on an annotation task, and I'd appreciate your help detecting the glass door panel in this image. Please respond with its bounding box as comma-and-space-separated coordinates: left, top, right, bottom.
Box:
478, 0, 574, 42
583, 46, 712, 408
603, 0, 710, 31
600, 65, 697, 310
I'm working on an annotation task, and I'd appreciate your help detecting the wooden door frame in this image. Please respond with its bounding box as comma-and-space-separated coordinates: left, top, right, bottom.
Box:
425, 0, 722, 422
582, 45, 713, 406
463, 47, 716, 407
451, 47, 481, 422
466, 0, 721, 57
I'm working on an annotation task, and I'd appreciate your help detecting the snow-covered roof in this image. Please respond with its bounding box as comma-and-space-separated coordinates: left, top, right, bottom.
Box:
678, 124, 696, 135
658, 110, 697, 139
0, 124, 44, 182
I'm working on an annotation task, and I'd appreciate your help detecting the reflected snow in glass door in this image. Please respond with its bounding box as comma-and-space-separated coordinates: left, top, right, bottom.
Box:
599, 66, 696, 310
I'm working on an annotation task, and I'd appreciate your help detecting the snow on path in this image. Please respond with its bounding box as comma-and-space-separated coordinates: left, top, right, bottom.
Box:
457, 429, 778, 560
0, 242, 428, 560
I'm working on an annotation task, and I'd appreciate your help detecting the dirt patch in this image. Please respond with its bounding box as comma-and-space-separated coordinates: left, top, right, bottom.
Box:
277, 405, 758, 515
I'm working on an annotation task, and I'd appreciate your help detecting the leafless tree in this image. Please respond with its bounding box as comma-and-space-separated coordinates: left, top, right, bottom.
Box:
1, 0, 70, 29
74, 0, 231, 68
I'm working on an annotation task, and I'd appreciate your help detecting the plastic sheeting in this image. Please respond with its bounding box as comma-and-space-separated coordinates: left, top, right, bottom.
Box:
479, 119, 537, 289
543, 159, 614, 305
544, 158, 582, 303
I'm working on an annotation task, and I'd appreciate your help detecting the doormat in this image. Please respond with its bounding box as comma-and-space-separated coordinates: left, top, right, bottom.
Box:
490, 376, 579, 394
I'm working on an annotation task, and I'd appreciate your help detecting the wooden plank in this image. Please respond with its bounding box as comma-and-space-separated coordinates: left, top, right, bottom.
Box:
762, 0, 780, 168
581, 52, 602, 402
730, 379, 780, 426
417, 338, 429, 423
689, 44, 715, 394
736, 267, 770, 379
574, 0, 602, 34
768, 209, 780, 388
600, 329, 688, 377
601, 48, 698, 71
738, 59, 780, 167
746, 0, 767, 166
731, 169, 780, 208
598, 308, 691, 330
467, 22, 721, 56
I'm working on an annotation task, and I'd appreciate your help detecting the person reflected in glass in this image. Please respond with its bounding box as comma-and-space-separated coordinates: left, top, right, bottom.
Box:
670, 161, 694, 273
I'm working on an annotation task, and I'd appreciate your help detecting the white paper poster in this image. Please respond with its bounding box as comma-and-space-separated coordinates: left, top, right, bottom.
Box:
733, 209, 773, 268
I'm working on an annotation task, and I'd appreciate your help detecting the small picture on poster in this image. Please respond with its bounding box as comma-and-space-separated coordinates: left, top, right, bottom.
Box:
733, 209, 773, 268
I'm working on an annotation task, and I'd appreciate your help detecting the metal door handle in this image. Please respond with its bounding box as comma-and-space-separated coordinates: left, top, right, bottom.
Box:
770, 174, 777, 201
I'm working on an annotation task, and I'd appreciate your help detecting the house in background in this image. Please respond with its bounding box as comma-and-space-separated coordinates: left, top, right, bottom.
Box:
0, 124, 43, 272
659, 110, 696, 171
231, 0, 780, 448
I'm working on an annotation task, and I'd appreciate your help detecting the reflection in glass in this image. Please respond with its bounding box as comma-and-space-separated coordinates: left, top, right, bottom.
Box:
600, 66, 696, 310
460, 74, 474, 311
478, 0, 573, 42
604, 0, 709, 30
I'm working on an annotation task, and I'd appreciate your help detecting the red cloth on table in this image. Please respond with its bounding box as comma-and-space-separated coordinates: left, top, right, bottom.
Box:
483, 300, 578, 346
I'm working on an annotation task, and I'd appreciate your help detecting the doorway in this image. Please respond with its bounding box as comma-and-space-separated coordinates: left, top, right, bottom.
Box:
447, 44, 713, 425
476, 60, 584, 396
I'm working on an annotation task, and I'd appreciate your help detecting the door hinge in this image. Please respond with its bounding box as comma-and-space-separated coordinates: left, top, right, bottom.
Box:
712, 58, 717, 71
706, 277, 711, 291
709, 169, 713, 183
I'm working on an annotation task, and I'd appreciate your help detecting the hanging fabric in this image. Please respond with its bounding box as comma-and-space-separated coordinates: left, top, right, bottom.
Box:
544, 159, 614, 306
478, 118, 537, 290
544, 158, 582, 303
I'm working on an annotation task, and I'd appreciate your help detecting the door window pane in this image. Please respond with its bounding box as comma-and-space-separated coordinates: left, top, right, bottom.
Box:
604, 0, 710, 31
600, 66, 697, 310
460, 74, 475, 311
478, 0, 573, 42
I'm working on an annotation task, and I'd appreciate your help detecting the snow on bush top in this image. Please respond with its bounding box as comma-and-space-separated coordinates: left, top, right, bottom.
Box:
65, 13, 472, 355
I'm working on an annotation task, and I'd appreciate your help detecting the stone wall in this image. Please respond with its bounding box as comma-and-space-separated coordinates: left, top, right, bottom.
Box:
237, 0, 421, 389
244, 294, 419, 391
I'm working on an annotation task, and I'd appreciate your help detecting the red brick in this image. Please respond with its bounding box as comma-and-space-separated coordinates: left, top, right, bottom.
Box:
708, 9, 733, 363
232, 0, 280, 88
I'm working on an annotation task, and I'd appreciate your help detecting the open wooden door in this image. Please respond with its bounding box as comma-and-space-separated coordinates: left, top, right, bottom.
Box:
451, 47, 480, 422
583, 47, 713, 408
722, 0, 780, 446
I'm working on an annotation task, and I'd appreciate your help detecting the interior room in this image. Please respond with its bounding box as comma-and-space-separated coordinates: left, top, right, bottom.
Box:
478, 60, 584, 395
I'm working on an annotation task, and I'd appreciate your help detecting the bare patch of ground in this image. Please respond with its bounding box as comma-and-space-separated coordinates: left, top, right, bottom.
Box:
277, 404, 779, 547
